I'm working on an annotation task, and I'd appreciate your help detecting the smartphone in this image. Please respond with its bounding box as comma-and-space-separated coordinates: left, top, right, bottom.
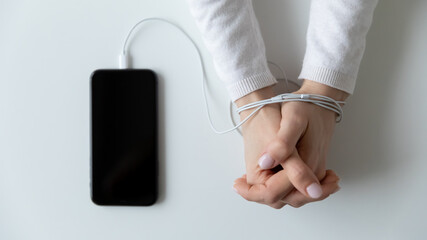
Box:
90, 69, 158, 206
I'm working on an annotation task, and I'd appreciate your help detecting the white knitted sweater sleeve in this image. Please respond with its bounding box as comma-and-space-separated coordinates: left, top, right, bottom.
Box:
186, 0, 276, 101
299, 0, 378, 94
187, 0, 378, 101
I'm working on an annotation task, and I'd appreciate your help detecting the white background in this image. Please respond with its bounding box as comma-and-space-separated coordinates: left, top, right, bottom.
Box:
1, 0, 426, 239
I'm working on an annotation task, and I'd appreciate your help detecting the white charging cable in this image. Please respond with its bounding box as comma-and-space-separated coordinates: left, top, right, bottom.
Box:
120, 17, 241, 134
119, 18, 345, 135
237, 93, 345, 121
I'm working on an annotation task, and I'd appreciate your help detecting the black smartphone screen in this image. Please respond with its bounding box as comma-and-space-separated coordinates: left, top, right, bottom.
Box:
91, 69, 157, 206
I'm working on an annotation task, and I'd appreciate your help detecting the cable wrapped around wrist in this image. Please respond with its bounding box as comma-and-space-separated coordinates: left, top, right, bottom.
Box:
237, 93, 345, 123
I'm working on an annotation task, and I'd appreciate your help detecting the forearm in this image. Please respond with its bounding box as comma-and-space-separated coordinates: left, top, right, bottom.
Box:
186, 0, 276, 101
299, 0, 379, 95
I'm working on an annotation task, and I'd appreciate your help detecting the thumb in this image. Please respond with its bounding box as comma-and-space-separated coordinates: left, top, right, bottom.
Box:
281, 150, 323, 199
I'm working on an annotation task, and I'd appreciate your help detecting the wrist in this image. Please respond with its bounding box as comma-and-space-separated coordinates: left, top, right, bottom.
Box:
234, 86, 276, 108
296, 79, 349, 102
234, 86, 279, 120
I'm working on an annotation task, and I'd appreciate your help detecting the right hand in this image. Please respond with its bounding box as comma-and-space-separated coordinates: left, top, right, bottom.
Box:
234, 86, 340, 208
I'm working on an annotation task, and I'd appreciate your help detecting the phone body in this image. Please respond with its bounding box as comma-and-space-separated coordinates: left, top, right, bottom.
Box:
90, 69, 158, 206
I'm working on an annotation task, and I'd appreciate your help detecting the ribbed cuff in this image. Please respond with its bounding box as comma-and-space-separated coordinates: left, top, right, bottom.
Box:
298, 65, 356, 94
227, 72, 278, 101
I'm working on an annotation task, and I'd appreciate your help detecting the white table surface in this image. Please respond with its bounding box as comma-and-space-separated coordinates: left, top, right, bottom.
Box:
1, 0, 426, 239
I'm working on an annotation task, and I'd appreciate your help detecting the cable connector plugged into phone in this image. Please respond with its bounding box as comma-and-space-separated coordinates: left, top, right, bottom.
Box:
119, 52, 129, 69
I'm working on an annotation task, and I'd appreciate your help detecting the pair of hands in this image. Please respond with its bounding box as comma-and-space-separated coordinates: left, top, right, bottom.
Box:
233, 80, 348, 209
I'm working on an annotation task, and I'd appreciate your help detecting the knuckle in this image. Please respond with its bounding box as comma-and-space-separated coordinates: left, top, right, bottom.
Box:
269, 139, 292, 160
293, 204, 303, 208
269, 203, 283, 209
240, 195, 249, 201
269, 139, 283, 152
264, 191, 280, 205
238, 192, 251, 202
276, 136, 293, 149
288, 164, 306, 180
319, 193, 330, 201
283, 112, 305, 126
290, 200, 305, 208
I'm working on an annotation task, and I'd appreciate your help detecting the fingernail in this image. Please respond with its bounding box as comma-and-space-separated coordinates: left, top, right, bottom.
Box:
306, 183, 322, 199
258, 153, 274, 169
232, 186, 238, 193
